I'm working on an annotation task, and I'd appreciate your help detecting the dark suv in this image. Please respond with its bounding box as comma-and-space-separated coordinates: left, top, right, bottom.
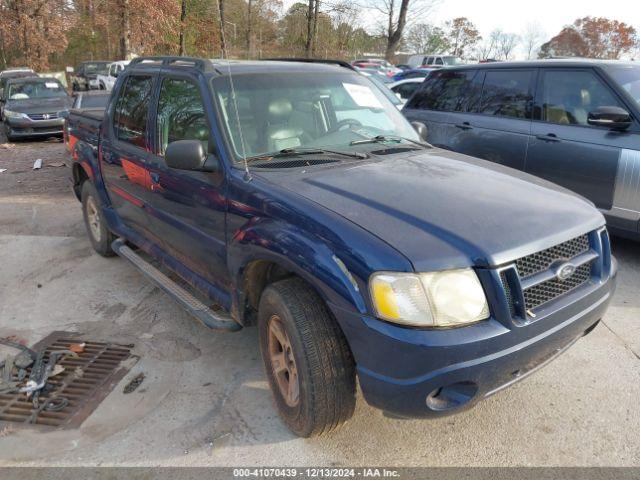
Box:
66, 57, 616, 437
403, 60, 640, 240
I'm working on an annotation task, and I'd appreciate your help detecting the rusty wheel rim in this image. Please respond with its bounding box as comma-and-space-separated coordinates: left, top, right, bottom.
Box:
267, 315, 299, 407
86, 196, 101, 242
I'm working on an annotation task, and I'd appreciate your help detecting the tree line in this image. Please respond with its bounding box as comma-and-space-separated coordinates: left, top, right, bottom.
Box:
0, 0, 638, 71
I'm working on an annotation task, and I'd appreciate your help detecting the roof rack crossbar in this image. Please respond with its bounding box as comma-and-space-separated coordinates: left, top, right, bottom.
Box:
129, 56, 215, 73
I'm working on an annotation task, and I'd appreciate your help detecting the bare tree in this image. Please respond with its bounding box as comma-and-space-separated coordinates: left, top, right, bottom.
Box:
522, 22, 545, 59
304, 0, 321, 57
246, 0, 253, 58
365, 0, 440, 60
120, 0, 131, 59
475, 29, 501, 61
218, 0, 226, 56
178, 0, 187, 55
497, 32, 519, 60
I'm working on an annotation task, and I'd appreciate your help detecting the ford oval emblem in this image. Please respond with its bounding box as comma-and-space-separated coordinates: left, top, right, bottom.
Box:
555, 262, 576, 281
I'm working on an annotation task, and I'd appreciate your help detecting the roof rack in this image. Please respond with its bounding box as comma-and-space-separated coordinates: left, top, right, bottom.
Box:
263, 58, 356, 71
129, 56, 215, 73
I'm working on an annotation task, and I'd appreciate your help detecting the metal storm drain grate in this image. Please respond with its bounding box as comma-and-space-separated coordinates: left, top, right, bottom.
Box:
0, 332, 135, 428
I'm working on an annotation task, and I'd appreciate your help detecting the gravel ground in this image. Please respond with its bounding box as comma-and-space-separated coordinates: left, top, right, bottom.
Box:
0, 128, 638, 467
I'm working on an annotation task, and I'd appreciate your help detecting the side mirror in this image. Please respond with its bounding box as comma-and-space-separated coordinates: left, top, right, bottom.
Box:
165, 140, 219, 172
411, 121, 428, 141
587, 106, 633, 131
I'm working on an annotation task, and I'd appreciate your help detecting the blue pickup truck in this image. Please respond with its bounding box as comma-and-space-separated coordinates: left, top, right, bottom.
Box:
66, 57, 617, 437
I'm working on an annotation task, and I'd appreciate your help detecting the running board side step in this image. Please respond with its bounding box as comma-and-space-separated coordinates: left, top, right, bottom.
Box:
112, 239, 241, 332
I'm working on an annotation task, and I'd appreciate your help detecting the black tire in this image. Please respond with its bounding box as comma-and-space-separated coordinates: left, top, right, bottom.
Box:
81, 181, 116, 257
4, 125, 14, 143
258, 277, 356, 437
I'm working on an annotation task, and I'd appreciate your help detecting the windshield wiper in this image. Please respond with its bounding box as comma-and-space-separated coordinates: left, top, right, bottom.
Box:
247, 147, 368, 162
350, 135, 429, 148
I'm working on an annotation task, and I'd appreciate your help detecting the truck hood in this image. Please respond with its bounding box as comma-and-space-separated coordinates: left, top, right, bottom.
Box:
6, 96, 71, 114
261, 148, 605, 271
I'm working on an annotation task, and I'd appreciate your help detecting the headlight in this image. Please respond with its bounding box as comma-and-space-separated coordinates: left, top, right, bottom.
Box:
3, 109, 27, 119
370, 269, 490, 327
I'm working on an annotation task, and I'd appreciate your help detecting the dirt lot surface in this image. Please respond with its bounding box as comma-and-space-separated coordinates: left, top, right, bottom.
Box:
0, 129, 639, 467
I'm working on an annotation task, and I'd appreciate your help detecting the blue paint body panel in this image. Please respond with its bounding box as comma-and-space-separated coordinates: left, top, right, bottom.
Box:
67, 59, 617, 417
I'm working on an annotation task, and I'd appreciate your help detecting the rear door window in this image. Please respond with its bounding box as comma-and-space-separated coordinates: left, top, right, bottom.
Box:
538, 69, 624, 126
478, 70, 534, 119
406, 69, 477, 112
425, 57, 434, 65
435, 57, 444, 65
156, 78, 209, 155
114, 75, 153, 149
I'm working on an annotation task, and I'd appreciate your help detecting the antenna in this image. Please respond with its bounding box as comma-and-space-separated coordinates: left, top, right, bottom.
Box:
219, 12, 251, 181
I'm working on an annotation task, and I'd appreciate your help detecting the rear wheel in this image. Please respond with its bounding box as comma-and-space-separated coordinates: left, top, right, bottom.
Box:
81, 181, 116, 257
258, 277, 356, 437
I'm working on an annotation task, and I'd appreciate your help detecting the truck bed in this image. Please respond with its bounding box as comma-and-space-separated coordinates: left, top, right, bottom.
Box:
66, 108, 104, 153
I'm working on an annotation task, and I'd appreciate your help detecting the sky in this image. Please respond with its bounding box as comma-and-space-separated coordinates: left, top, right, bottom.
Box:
282, 0, 640, 59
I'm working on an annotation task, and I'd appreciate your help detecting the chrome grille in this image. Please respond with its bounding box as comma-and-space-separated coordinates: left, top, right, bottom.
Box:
523, 262, 592, 310
516, 234, 589, 278
27, 112, 60, 121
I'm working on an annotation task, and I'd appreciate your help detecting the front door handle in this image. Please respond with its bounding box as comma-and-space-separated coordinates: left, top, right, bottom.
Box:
455, 122, 472, 130
536, 133, 561, 142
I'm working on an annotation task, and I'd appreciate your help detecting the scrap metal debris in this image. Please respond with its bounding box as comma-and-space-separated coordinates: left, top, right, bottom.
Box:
123, 372, 145, 394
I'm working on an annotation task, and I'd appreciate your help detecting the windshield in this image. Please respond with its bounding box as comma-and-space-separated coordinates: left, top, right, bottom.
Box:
84, 63, 109, 75
212, 71, 420, 162
607, 65, 640, 108
7, 80, 67, 100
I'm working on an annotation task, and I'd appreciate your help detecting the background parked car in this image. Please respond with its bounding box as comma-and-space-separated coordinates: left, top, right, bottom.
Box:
96, 60, 130, 91
389, 78, 425, 105
71, 90, 111, 109
402, 59, 640, 240
392, 68, 435, 82
0, 68, 37, 120
2, 77, 71, 141
71, 61, 110, 91
407, 54, 463, 69
352, 58, 401, 77
355, 67, 394, 84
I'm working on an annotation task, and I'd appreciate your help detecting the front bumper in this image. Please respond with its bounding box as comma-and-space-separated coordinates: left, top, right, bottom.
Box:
5, 117, 64, 137
330, 258, 617, 418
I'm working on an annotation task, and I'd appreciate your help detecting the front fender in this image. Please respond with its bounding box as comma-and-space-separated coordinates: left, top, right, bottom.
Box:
228, 217, 367, 316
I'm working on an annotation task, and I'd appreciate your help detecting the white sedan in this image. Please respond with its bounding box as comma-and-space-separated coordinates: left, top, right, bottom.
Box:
389, 78, 425, 105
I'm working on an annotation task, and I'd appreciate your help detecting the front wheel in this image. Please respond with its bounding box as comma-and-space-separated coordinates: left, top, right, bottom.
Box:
81, 181, 116, 257
258, 277, 356, 437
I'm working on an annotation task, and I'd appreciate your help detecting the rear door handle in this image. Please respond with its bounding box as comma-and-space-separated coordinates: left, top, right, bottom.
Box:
535, 133, 561, 142
150, 172, 160, 184
455, 122, 472, 130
